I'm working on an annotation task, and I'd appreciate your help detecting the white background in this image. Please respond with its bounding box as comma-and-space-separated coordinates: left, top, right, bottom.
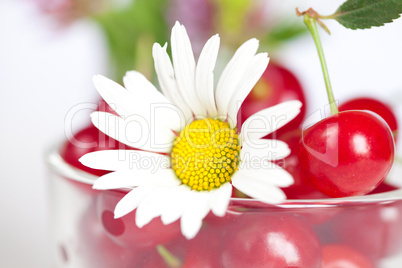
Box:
1, 0, 402, 267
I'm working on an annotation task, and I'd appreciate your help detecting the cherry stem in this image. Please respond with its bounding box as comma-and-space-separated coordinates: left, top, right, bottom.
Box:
302, 13, 339, 115
156, 245, 182, 268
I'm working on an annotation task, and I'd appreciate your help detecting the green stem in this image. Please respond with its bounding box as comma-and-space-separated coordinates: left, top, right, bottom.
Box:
319, 14, 337, 20
156, 245, 182, 268
303, 14, 339, 115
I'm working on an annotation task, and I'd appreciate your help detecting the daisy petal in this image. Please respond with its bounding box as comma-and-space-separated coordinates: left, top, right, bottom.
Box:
114, 186, 155, 218
241, 139, 291, 161
152, 43, 193, 123
123, 71, 163, 97
236, 165, 294, 188
93, 75, 136, 117
150, 169, 182, 186
94, 74, 180, 132
227, 53, 269, 128
152, 43, 175, 101
160, 186, 190, 225
122, 71, 183, 132
171, 22, 206, 116
181, 191, 211, 239
241, 100, 302, 140
231, 172, 287, 204
91, 111, 175, 153
195, 34, 220, 117
188, 191, 212, 220
215, 38, 259, 117
93, 168, 179, 190
210, 182, 232, 217
79, 149, 170, 171
181, 215, 203, 240
93, 170, 150, 190
135, 187, 167, 228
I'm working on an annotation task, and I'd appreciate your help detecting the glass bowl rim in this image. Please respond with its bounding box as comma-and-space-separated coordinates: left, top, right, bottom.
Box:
46, 145, 402, 209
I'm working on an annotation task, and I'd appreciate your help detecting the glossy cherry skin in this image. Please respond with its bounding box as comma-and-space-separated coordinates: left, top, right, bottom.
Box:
221, 213, 322, 268
339, 97, 398, 142
96, 190, 181, 250
299, 110, 395, 197
321, 244, 374, 268
276, 129, 329, 200
239, 62, 306, 137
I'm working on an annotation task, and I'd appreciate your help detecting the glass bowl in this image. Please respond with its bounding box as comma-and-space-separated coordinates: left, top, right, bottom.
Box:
47, 146, 402, 268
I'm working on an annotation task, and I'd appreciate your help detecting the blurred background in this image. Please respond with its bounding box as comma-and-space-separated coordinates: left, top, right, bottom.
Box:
1, 0, 402, 267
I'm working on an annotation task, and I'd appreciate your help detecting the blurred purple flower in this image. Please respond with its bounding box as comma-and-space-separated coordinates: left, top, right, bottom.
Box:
168, 0, 214, 56
32, 0, 108, 23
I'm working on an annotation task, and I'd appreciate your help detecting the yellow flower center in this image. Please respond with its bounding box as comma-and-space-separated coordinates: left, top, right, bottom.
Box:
171, 118, 240, 191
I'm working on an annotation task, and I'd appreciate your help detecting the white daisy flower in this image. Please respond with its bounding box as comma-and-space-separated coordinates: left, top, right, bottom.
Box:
79, 22, 302, 239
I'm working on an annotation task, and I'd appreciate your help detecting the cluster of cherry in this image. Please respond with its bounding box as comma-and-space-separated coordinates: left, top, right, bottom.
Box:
59, 62, 399, 267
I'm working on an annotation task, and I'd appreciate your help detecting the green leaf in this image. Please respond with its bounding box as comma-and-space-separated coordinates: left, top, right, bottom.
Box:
92, 0, 169, 81
261, 19, 307, 49
334, 0, 402, 29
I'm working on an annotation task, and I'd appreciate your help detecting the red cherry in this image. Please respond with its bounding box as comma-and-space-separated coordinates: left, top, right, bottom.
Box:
339, 97, 398, 142
221, 213, 322, 268
275, 129, 329, 200
137, 250, 170, 268
321, 244, 374, 268
60, 125, 129, 177
60, 99, 129, 176
239, 62, 306, 137
96, 190, 181, 250
328, 201, 402, 262
299, 110, 395, 197
369, 182, 398, 194
79, 201, 174, 267
203, 211, 241, 229
182, 228, 223, 268
78, 201, 140, 267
